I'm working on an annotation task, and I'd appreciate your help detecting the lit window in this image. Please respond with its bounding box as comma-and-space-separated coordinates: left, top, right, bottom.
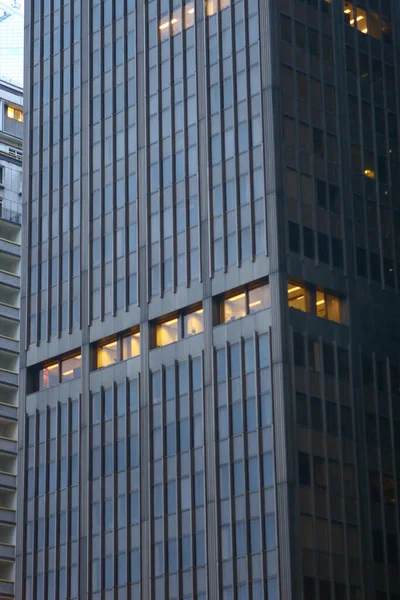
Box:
288, 283, 309, 312
39, 363, 59, 390
7, 106, 23, 122
224, 293, 246, 322
364, 169, 376, 179
248, 285, 270, 314
206, 0, 230, 16
185, 1, 195, 28
184, 309, 204, 337
61, 354, 82, 382
343, 1, 354, 24
222, 283, 270, 323
159, 1, 194, 40
345, 4, 368, 35
316, 291, 341, 323
156, 318, 179, 347
121, 332, 140, 360
98, 340, 118, 368
354, 7, 367, 34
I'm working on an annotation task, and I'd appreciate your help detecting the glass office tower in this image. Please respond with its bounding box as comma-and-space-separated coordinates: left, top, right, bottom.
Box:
17, 1, 400, 599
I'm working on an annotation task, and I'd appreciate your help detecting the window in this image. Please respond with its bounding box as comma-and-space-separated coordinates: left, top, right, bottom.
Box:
221, 282, 270, 323
316, 290, 341, 323
61, 354, 82, 382
288, 282, 308, 312
39, 363, 59, 389
157, 318, 179, 346
206, 0, 231, 17
184, 309, 204, 337
0, 166, 3, 185
159, 1, 195, 40
38, 352, 82, 390
224, 292, 246, 322
155, 305, 204, 347
121, 332, 140, 360
98, 340, 118, 368
7, 105, 23, 122
96, 329, 140, 369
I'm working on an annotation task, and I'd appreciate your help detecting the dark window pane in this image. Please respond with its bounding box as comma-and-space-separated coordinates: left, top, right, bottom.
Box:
289, 221, 300, 253
299, 452, 310, 486
326, 402, 338, 436
341, 406, 353, 440
323, 343, 335, 377
303, 227, 315, 259
293, 332, 305, 367
296, 392, 308, 427
281, 15, 292, 44
310, 397, 323, 431
372, 530, 384, 563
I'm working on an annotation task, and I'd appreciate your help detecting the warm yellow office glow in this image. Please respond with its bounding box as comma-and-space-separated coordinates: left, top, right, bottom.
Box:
288, 283, 308, 312
224, 292, 246, 322
98, 340, 118, 368
156, 319, 179, 347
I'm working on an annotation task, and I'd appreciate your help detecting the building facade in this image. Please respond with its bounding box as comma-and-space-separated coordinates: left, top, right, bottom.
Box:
17, 1, 400, 599
0, 79, 23, 599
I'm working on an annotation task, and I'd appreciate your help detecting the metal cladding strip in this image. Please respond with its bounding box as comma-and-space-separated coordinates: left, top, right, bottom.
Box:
196, 1, 219, 596
136, 0, 152, 596
259, 0, 296, 596
78, 0, 91, 596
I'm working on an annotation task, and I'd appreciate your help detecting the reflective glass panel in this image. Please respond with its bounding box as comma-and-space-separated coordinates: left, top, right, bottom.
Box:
184, 309, 204, 337
156, 318, 179, 347
288, 283, 308, 312
122, 332, 140, 360
98, 340, 118, 368
61, 354, 82, 382
248, 284, 270, 314
39, 363, 59, 389
224, 292, 246, 322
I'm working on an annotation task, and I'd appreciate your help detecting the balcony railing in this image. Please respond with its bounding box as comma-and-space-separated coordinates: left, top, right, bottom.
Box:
0, 207, 21, 225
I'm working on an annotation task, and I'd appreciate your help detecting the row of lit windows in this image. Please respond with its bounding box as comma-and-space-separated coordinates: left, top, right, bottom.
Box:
288, 282, 344, 324
35, 282, 270, 387
158, 0, 230, 41
36, 279, 343, 388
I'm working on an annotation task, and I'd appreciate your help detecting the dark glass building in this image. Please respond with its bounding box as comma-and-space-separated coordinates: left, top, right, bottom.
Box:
17, 0, 400, 598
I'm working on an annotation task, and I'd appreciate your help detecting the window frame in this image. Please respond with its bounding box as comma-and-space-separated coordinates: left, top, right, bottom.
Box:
288, 281, 309, 313
38, 351, 82, 390
154, 303, 204, 348
219, 280, 270, 325
6, 105, 23, 122
288, 280, 346, 324
95, 327, 141, 369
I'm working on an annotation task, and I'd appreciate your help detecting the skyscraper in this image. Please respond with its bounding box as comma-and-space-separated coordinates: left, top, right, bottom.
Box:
0, 78, 23, 600
17, 1, 400, 599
